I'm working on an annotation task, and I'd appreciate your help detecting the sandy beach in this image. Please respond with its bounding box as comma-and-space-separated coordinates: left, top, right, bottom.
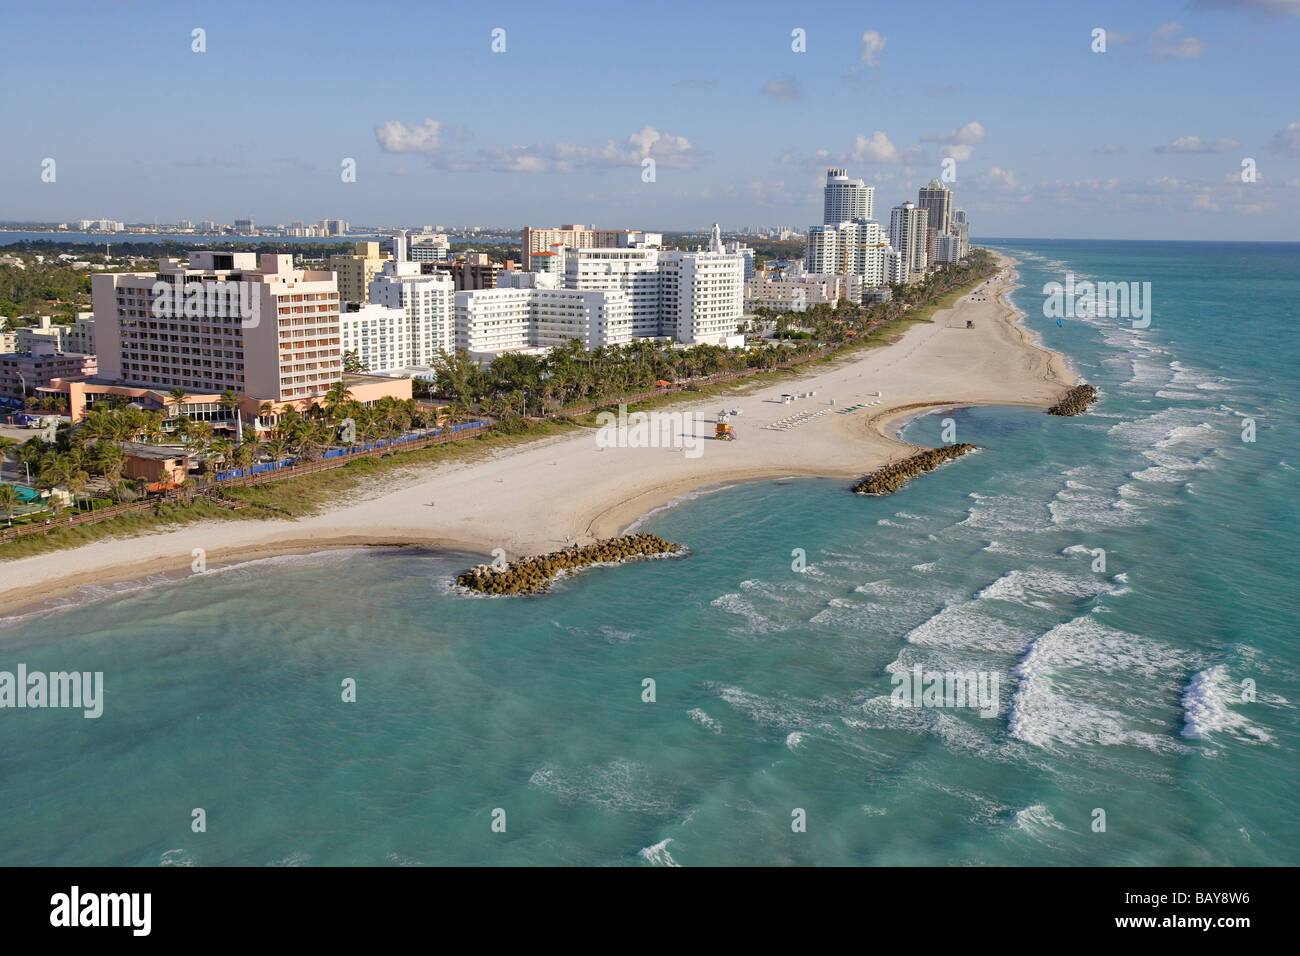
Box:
1, 253, 1074, 617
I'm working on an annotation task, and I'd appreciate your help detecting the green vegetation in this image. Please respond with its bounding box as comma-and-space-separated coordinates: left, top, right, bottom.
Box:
0, 249, 998, 561
428, 249, 998, 419
0, 259, 92, 323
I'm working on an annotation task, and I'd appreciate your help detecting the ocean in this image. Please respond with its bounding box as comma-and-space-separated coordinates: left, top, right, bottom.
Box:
1, 239, 1296, 866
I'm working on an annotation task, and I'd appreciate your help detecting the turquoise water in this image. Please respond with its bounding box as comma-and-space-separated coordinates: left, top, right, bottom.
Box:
1, 240, 1297, 866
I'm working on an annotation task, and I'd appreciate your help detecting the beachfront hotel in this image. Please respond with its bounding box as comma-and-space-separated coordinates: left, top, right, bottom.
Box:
450, 224, 745, 358
456, 280, 634, 355
46, 251, 413, 429
823, 168, 875, 225
805, 219, 892, 287
92, 251, 342, 401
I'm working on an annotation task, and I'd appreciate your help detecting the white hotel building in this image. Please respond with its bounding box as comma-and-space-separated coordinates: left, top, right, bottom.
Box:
345, 232, 455, 373
348, 226, 745, 367
456, 280, 633, 355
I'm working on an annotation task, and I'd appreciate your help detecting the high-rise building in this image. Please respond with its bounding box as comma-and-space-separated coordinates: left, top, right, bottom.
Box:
804, 168, 894, 298
329, 241, 391, 304
366, 239, 456, 362
805, 220, 890, 287
408, 231, 450, 262
889, 203, 929, 278
339, 302, 420, 374
521, 225, 660, 270
92, 252, 341, 402
822, 168, 874, 225
917, 179, 953, 236
932, 234, 961, 265
455, 287, 632, 355
657, 225, 744, 345
559, 224, 743, 344
233, 218, 256, 234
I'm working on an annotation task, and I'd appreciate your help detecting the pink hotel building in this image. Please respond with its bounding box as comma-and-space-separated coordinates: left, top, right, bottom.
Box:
66, 252, 410, 426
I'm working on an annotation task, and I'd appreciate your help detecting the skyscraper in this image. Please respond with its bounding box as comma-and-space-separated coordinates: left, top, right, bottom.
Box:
889, 203, 929, 278
917, 179, 953, 236
822, 169, 874, 225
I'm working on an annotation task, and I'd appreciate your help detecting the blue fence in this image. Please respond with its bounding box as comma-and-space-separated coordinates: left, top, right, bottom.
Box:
211, 421, 489, 482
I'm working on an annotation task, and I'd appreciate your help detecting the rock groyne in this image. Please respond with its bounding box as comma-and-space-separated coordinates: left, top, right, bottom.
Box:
456, 533, 683, 595
1047, 384, 1098, 417
851, 443, 978, 495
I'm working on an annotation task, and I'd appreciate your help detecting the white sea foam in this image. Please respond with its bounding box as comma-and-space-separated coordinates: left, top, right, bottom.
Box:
975, 567, 1116, 606
385, 852, 426, 867
902, 599, 1035, 655
1012, 804, 1067, 834
710, 592, 778, 634
1181, 665, 1273, 744
688, 708, 722, 734
637, 838, 681, 867
1008, 616, 1194, 752
529, 759, 677, 815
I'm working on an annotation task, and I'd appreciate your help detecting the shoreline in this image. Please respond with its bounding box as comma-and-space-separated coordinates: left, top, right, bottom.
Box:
0, 251, 1075, 623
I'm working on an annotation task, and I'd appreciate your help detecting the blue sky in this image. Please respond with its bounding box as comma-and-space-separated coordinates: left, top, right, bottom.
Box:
1, 0, 1297, 239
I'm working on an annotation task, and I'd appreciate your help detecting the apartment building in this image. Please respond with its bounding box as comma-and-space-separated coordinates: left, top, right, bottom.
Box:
0, 342, 97, 400
520, 224, 661, 270
329, 241, 390, 304
888, 203, 930, 278
365, 254, 456, 366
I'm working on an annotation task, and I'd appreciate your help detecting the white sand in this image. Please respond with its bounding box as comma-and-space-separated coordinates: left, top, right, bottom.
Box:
2, 254, 1073, 616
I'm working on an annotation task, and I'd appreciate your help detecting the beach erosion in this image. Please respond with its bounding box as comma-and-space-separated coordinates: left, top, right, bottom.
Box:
1, 253, 1076, 615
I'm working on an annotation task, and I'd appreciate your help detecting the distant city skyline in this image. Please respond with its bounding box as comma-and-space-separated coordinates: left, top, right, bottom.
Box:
2, 0, 1298, 239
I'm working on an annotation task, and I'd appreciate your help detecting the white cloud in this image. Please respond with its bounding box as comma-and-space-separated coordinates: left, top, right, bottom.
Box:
860, 30, 887, 67
979, 167, 1019, 188
921, 122, 986, 162
1147, 23, 1208, 59
374, 121, 705, 172
849, 130, 922, 165
1269, 121, 1300, 156
761, 74, 805, 100
1155, 135, 1241, 153
375, 118, 443, 154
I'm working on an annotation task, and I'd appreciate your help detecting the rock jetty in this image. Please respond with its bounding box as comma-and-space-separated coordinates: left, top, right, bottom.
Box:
1047, 384, 1098, 417
456, 533, 683, 595
851, 443, 978, 495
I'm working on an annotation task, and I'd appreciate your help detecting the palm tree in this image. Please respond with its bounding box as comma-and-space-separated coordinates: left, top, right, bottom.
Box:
218, 388, 243, 443
167, 387, 189, 419
262, 437, 289, 467
323, 380, 354, 420
0, 484, 18, 526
